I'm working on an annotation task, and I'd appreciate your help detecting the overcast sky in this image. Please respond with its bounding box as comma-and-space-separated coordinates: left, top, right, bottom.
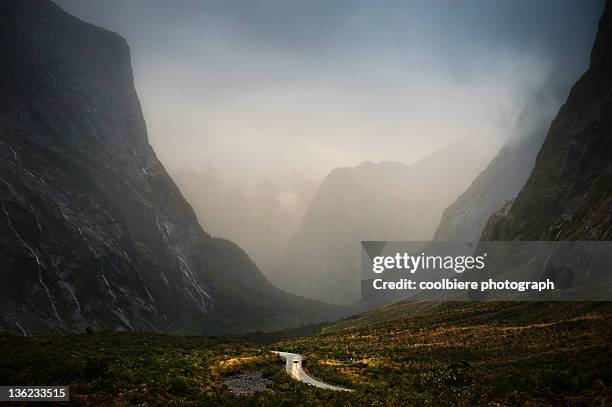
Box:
54, 0, 604, 183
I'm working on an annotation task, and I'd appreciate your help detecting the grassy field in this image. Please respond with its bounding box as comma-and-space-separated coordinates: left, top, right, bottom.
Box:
279, 302, 612, 406
1, 302, 610, 406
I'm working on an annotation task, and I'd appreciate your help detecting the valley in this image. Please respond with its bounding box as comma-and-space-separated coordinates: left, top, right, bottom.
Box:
1, 1, 611, 406
1, 302, 609, 406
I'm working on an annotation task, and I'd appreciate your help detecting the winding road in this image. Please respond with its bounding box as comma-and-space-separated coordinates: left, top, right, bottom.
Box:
271, 351, 352, 392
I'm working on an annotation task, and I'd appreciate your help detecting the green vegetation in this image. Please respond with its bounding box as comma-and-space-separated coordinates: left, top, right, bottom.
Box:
1, 302, 610, 406
280, 302, 612, 406
0, 331, 352, 406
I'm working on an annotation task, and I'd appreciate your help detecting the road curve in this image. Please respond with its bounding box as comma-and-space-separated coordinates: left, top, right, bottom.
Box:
271, 351, 352, 392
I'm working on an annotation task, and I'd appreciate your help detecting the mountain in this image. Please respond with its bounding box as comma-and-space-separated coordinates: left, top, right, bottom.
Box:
482, 0, 612, 241
269, 143, 490, 304
172, 169, 316, 274
434, 71, 590, 243
0, 0, 343, 336
434, 8, 603, 244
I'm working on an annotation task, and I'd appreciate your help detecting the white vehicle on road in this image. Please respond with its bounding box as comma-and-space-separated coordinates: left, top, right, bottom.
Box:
271, 351, 352, 392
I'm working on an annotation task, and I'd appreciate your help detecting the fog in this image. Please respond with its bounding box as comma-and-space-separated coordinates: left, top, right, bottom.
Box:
55, 0, 604, 271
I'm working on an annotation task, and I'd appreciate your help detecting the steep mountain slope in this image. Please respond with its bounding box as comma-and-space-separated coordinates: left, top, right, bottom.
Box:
0, 0, 341, 336
482, 0, 612, 241
435, 72, 589, 243
270, 144, 490, 304
434, 0, 604, 244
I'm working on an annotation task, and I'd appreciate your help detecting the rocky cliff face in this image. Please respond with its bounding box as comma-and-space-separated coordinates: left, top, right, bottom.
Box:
482, 0, 612, 241
0, 0, 340, 335
269, 143, 489, 304
434, 70, 586, 243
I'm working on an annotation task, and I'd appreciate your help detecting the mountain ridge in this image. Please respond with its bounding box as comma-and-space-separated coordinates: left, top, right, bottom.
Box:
0, 0, 342, 336
482, 0, 612, 241
270, 142, 490, 304
434, 68, 589, 243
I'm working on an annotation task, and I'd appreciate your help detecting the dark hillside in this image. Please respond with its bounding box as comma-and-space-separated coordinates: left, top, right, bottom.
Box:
0, 0, 342, 335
